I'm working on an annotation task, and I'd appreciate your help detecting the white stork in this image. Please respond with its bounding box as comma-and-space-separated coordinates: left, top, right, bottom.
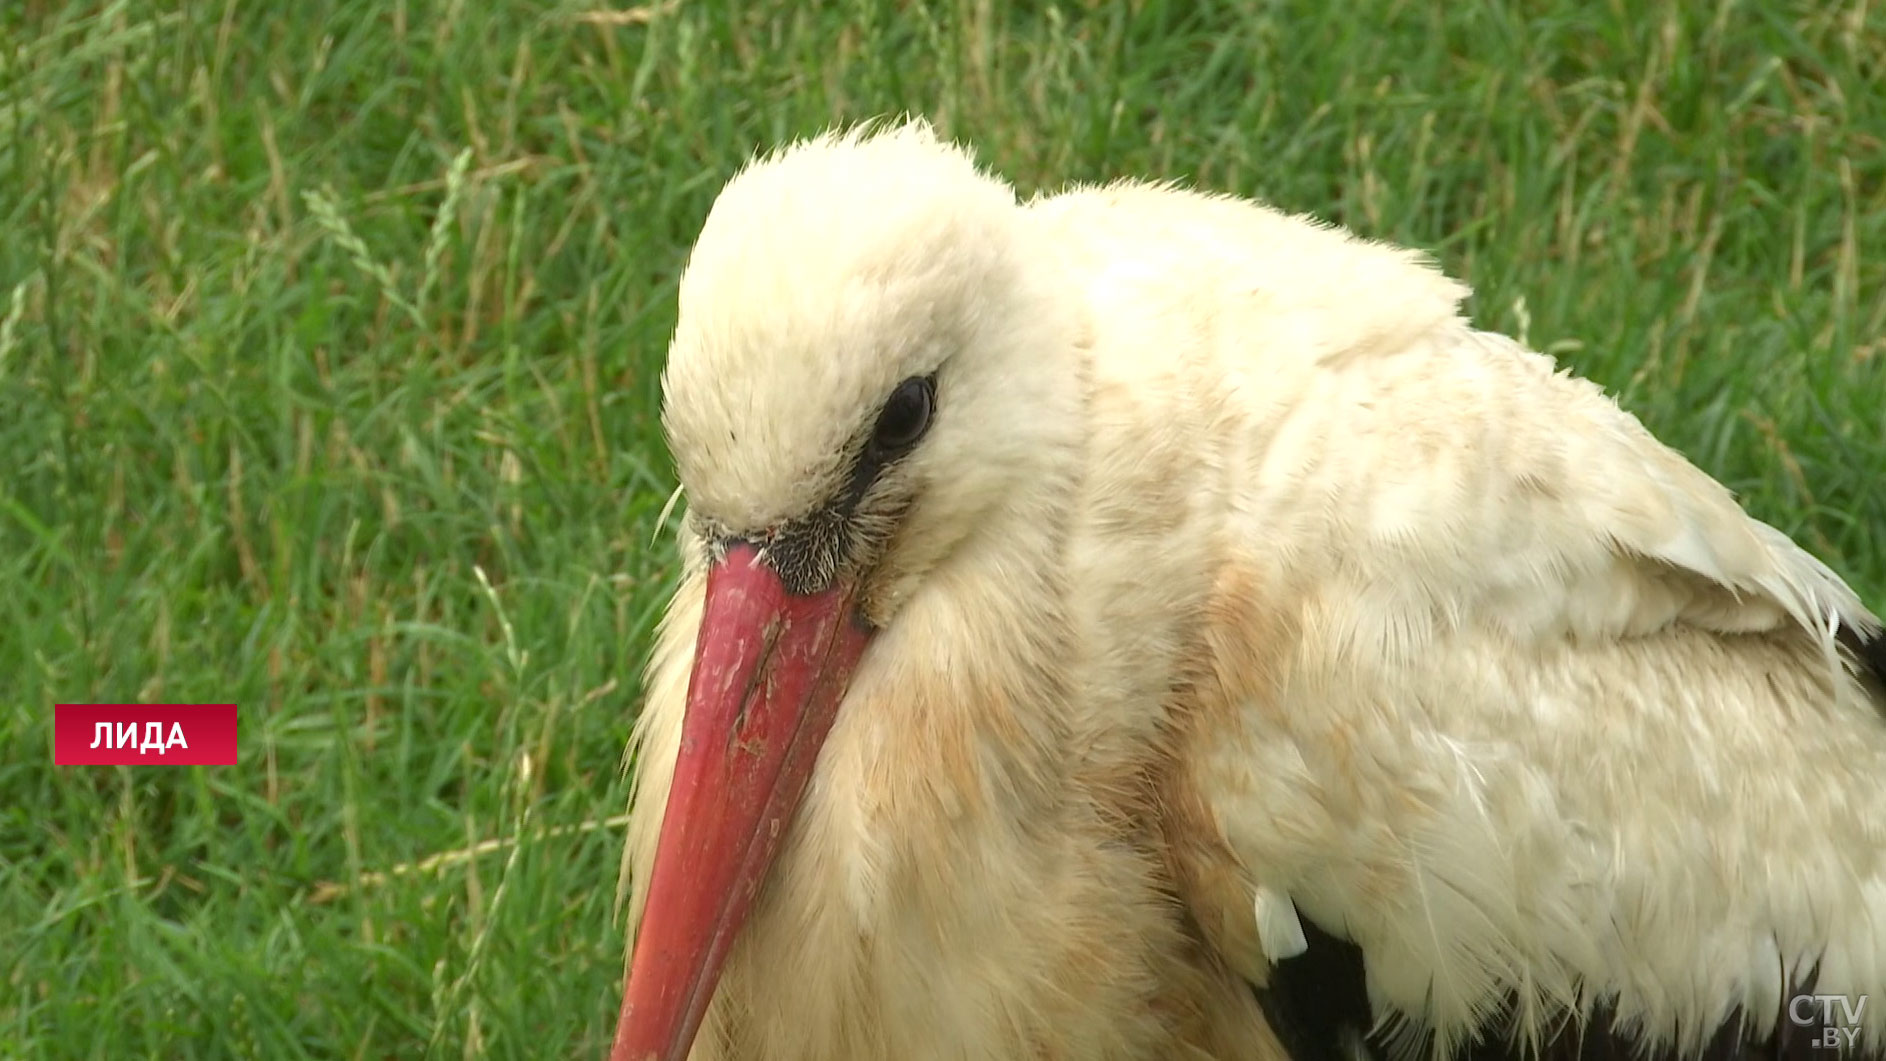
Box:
608, 120, 1886, 1061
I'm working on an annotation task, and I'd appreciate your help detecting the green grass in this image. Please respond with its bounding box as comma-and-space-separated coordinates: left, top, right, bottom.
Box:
2, 0, 1882, 1057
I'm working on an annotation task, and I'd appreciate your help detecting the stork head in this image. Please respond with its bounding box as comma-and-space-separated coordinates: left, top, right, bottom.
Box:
610, 121, 1083, 1061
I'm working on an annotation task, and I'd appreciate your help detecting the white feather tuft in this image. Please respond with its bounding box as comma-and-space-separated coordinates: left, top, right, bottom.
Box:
1254, 887, 1309, 961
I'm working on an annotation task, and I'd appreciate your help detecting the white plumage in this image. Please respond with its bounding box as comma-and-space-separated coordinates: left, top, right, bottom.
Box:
611, 120, 1886, 1061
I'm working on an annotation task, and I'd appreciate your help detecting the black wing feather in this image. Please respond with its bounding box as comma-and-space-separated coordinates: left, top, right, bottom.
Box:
1254, 904, 1879, 1061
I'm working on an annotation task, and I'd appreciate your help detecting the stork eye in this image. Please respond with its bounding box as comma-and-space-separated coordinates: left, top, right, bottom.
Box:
871, 375, 935, 454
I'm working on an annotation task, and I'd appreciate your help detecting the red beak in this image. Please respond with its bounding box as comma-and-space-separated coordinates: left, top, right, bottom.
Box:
609, 542, 872, 1061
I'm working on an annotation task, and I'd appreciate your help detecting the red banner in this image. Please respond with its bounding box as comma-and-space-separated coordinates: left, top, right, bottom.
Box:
54, 704, 239, 765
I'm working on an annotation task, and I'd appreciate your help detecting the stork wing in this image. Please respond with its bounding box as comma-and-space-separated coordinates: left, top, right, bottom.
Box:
1178, 323, 1886, 1061
1028, 182, 1886, 1060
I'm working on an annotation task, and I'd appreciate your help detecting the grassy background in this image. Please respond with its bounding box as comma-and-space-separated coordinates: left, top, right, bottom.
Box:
2, 0, 1882, 1057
